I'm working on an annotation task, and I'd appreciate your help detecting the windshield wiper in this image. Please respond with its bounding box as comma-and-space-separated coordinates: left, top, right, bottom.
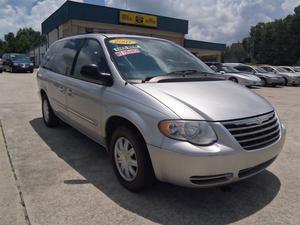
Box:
143, 70, 216, 82
142, 72, 222, 83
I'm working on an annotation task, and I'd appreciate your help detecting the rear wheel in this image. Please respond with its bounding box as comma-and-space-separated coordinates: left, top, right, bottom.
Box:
110, 127, 155, 191
42, 95, 60, 127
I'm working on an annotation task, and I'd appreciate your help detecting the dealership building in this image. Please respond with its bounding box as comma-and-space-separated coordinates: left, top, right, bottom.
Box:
30, 1, 225, 65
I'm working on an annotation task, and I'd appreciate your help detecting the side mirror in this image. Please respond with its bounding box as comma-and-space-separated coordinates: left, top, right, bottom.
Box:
80, 64, 113, 86
220, 71, 226, 74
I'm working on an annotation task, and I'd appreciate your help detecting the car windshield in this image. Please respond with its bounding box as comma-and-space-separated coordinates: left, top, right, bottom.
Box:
105, 37, 214, 80
282, 67, 292, 72
294, 67, 300, 72
221, 66, 239, 73
277, 67, 288, 72
11, 54, 30, 61
254, 66, 267, 73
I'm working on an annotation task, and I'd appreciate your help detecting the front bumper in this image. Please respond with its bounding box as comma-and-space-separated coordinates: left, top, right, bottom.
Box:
289, 76, 300, 85
12, 64, 33, 72
148, 122, 286, 188
240, 78, 262, 86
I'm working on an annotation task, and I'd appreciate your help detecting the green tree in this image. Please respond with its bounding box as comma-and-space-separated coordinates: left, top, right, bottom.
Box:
223, 42, 247, 62
0, 28, 46, 54
240, 4, 300, 65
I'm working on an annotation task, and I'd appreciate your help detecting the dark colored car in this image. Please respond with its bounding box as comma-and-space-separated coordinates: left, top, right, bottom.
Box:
0, 58, 3, 73
2, 53, 34, 73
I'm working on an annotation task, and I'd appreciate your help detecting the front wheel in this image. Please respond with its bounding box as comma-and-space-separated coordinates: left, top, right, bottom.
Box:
260, 78, 267, 87
42, 95, 60, 127
110, 127, 155, 191
229, 77, 238, 83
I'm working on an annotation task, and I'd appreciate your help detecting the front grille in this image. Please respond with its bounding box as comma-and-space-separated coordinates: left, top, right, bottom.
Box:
222, 111, 280, 150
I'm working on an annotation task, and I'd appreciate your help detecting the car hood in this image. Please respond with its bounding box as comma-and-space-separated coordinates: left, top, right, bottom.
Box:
13, 60, 31, 64
134, 81, 273, 121
281, 72, 300, 77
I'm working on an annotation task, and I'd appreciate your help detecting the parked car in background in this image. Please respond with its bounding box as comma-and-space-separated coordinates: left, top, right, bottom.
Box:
0, 58, 3, 73
278, 66, 300, 75
259, 65, 300, 86
37, 34, 286, 191
224, 63, 285, 87
205, 62, 261, 86
2, 53, 34, 73
293, 67, 300, 72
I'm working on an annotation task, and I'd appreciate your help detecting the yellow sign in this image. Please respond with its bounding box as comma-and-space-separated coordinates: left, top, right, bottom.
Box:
109, 39, 137, 45
119, 11, 157, 28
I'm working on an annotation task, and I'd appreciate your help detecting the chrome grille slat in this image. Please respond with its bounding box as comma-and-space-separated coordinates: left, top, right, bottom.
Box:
225, 116, 276, 131
222, 111, 280, 150
241, 134, 280, 149
233, 122, 279, 137
238, 128, 280, 143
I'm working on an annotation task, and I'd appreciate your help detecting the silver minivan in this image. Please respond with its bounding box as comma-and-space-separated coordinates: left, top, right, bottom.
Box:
37, 34, 286, 191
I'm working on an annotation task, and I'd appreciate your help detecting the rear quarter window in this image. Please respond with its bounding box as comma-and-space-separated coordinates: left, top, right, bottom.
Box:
41, 39, 83, 76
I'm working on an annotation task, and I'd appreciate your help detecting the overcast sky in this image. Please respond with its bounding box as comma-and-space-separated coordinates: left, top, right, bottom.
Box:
0, 0, 299, 44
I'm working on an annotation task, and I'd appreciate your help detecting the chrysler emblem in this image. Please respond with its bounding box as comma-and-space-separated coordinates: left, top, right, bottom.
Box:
256, 117, 264, 125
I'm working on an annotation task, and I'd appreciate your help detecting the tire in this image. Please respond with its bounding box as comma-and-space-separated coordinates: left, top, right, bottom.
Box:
10, 66, 15, 73
229, 77, 238, 83
110, 126, 155, 191
283, 78, 288, 86
261, 78, 267, 87
42, 94, 60, 127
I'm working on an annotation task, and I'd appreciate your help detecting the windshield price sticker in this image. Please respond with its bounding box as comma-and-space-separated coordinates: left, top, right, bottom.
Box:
110, 39, 137, 45
115, 48, 141, 57
113, 45, 141, 52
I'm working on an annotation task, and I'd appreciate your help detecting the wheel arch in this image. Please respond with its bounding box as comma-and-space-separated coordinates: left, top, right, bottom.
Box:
105, 115, 147, 150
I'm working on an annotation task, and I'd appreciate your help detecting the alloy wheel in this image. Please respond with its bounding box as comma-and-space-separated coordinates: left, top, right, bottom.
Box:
114, 137, 138, 182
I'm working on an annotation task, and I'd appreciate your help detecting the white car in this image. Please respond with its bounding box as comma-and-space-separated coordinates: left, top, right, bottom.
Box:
216, 65, 261, 86
260, 65, 300, 86
293, 66, 300, 72
224, 63, 285, 87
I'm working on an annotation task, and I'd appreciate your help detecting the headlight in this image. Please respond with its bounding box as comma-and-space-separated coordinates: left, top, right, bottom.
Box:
13, 63, 19, 66
158, 120, 217, 145
30, 63, 33, 66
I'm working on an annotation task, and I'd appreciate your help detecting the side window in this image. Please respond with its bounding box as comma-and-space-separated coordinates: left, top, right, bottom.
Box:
263, 67, 273, 72
42, 39, 83, 76
73, 39, 110, 80
235, 66, 248, 72
41, 42, 59, 69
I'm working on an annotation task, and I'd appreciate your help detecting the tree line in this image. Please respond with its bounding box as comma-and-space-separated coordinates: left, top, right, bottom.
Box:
0, 28, 46, 56
223, 5, 300, 66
